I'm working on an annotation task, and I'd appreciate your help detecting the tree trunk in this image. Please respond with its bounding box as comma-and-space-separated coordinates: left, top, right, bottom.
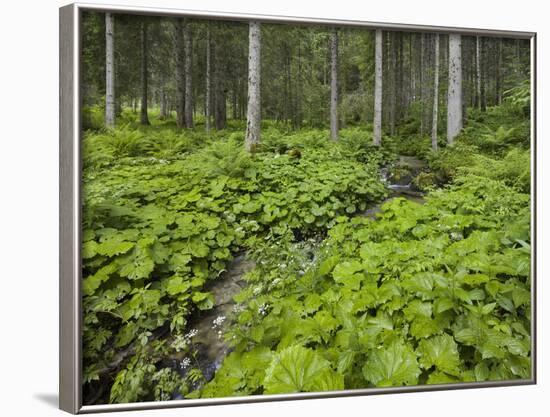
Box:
159, 73, 168, 119
474, 36, 481, 108
105, 13, 115, 128
389, 32, 397, 136
447, 34, 463, 144
496, 38, 502, 105
183, 20, 194, 128
140, 19, 150, 125
175, 18, 185, 128
479, 37, 486, 112
205, 25, 211, 133
397, 33, 404, 121
213, 27, 226, 130
420, 33, 425, 135
245, 21, 261, 152
431, 34, 440, 151
330, 28, 339, 141
373, 29, 383, 146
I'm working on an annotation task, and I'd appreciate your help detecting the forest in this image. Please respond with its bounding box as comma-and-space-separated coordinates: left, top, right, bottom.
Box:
80, 11, 532, 405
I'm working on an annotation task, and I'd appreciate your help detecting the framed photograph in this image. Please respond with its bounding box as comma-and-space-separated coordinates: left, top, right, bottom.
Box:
59, 2, 536, 413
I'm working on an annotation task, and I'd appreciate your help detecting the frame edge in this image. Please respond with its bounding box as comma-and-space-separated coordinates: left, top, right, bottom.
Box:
60, 3, 81, 414
59, 3, 536, 413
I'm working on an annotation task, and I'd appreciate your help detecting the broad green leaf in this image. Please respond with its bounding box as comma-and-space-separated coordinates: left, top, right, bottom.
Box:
263, 345, 343, 394
417, 334, 461, 375
165, 275, 191, 296
362, 340, 421, 386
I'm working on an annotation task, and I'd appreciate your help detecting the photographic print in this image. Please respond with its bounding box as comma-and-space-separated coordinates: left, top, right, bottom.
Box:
66, 5, 534, 410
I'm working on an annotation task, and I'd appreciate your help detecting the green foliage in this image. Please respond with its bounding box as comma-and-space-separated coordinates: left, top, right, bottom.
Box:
194, 168, 530, 396
504, 79, 530, 116
82, 126, 387, 403
264, 345, 344, 393
363, 340, 421, 386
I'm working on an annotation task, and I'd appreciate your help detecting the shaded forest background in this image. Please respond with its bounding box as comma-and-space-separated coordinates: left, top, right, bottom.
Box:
81, 12, 530, 144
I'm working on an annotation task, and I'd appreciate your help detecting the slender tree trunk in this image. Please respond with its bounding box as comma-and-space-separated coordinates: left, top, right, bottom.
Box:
447, 34, 463, 144
159, 73, 168, 119
479, 38, 487, 112
175, 18, 185, 128
389, 32, 397, 136
205, 25, 211, 133
105, 13, 115, 128
479, 37, 486, 111
245, 21, 261, 152
295, 42, 302, 128
496, 38, 502, 105
373, 29, 383, 146
183, 20, 194, 128
140, 19, 150, 125
420, 33, 425, 135
431, 34, 440, 151
330, 28, 339, 141
410, 34, 415, 102
213, 25, 226, 130
397, 33, 404, 122
475, 36, 481, 109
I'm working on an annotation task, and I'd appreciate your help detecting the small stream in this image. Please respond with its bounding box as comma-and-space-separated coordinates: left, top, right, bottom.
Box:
363, 155, 427, 218
165, 155, 427, 397
164, 253, 255, 397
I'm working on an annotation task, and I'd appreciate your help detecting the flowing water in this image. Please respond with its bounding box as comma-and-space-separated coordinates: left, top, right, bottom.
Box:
363, 155, 427, 218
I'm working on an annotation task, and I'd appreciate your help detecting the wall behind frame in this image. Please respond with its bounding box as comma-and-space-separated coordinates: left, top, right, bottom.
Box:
0, 0, 547, 416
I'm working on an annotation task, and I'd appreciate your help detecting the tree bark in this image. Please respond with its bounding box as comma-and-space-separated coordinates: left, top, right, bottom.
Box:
213, 26, 226, 130
105, 13, 115, 128
420, 33, 425, 135
205, 24, 211, 133
245, 21, 261, 152
373, 29, 383, 146
389, 32, 397, 136
174, 18, 185, 128
330, 28, 339, 141
496, 38, 502, 105
431, 34, 440, 151
479, 37, 486, 112
159, 73, 168, 119
475, 37, 480, 108
140, 19, 150, 125
447, 34, 463, 144
183, 19, 194, 128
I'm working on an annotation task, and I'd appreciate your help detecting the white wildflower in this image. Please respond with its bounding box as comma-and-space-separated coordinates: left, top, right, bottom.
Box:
185, 329, 198, 339
212, 315, 226, 328
180, 357, 191, 369
258, 304, 269, 316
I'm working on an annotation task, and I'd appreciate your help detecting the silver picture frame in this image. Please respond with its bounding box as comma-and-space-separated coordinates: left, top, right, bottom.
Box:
59, 2, 537, 414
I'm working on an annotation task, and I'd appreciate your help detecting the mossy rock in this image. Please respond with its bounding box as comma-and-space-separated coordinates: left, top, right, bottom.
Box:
412, 171, 439, 191
389, 166, 413, 185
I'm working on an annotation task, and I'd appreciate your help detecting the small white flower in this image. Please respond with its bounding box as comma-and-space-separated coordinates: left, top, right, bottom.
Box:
185, 329, 198, 339
180, 357, 191, 369
232, 304, 245, 313
212, 315, 226, 328
258, 304, 269, 316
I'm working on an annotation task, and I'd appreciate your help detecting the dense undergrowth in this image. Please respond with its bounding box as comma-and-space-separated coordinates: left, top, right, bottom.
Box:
82, 87, 531, 403
196, 175, 530, 396
82, 121, 388, 402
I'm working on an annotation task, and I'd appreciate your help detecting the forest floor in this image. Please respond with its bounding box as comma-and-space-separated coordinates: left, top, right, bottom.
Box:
81, 99, 531, 404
